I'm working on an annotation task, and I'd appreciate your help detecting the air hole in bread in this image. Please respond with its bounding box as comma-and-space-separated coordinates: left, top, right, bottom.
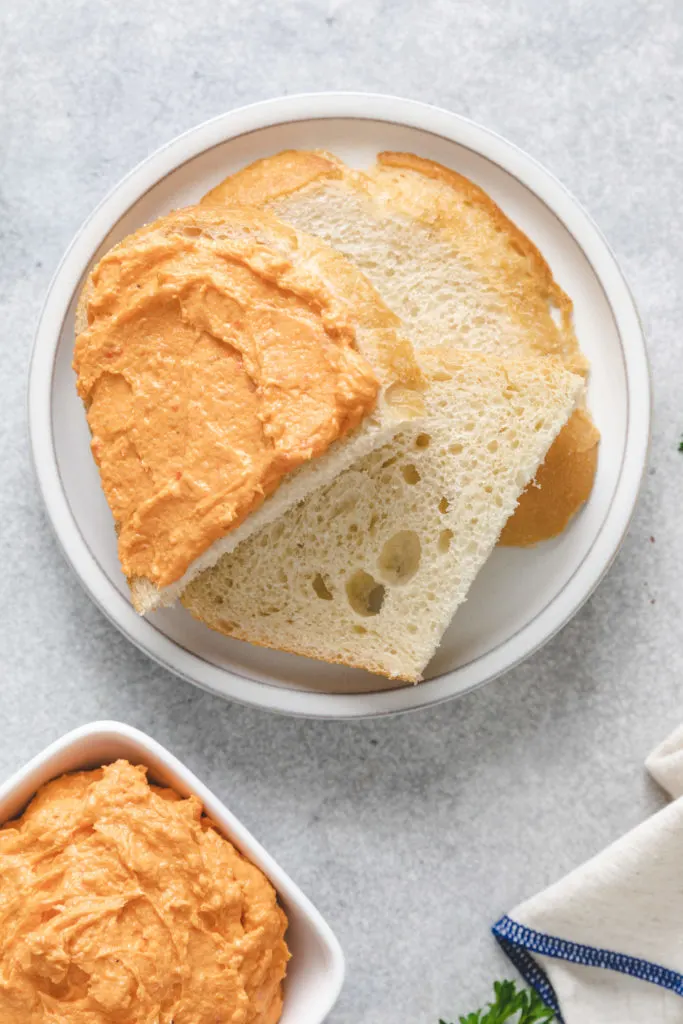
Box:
312, 574, 333, 601
534, 419, 546, 432
407, 624, 417, 634
464, 420, 475, 432
415, 433, 431, 449
438, 529, 453, 554
382, 455, 398, 469
549, 302, 563, 327
438, 497, 450, 514
353, 625, 367, 635
487, 440, 499, 453
450, 443, 463, 455
346, 571, 386, 617
378, 531, 421, 585
402, 464, 421, 485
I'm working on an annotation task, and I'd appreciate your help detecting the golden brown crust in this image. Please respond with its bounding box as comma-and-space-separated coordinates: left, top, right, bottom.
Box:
201, 149, 344, 208
182, 602, 420, 684
499, 409, 600, 546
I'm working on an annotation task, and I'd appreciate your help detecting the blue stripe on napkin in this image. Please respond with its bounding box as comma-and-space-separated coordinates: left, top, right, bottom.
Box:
492, 914, 683, 1023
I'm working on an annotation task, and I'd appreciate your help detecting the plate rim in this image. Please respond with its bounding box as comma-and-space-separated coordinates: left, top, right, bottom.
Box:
28, 91, 651, 719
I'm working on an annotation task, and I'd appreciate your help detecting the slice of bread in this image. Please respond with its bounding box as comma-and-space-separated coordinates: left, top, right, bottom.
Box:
74, 205, 424, 614
203, 150, 598, 543
182, 348, 583, 682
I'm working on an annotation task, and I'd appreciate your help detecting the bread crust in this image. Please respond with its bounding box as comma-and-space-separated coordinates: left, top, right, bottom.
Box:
201, 150, 345, 208
373, 151, 586, 375
190, 615, 420, 684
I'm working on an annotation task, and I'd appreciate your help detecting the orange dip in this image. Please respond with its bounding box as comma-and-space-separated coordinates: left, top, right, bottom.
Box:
0, 760, 289, 1024
73, 206, 379, 588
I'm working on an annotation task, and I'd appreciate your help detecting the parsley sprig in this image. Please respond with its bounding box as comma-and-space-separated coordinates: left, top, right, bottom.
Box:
441, 980, 556, 1024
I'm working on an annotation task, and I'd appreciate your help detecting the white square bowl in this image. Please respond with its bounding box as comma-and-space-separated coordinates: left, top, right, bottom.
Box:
0, 721, 345, 1024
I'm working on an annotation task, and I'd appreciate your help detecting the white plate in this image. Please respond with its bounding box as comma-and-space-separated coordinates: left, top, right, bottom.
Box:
0, 721, 345, 1024
29, 93, 650, 719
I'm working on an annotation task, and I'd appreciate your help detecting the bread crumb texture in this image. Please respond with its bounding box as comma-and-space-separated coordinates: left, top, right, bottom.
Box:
183, 350, 583, 681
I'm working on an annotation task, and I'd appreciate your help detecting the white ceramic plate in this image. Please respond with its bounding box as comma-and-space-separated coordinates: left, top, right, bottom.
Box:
0, 721, 345, 1024
29, 93, 650, 718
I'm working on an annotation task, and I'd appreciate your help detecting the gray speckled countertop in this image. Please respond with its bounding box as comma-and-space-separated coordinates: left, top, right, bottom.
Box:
2, 1, 682, 1020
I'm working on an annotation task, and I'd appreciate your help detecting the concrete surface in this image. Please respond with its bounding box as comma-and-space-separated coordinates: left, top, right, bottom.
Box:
1, 0, 682, 1020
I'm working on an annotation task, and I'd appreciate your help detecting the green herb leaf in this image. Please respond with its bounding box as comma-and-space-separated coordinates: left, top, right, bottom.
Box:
678, 435, 683, 452
441, 980, 555, 1024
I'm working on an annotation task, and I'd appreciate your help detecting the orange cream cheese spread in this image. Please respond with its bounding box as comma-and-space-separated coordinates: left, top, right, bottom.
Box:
0, 760, 289, 1024
73, 205, 380, 589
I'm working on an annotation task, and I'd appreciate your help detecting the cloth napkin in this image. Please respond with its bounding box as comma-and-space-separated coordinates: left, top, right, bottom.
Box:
493, 724, 683, 1023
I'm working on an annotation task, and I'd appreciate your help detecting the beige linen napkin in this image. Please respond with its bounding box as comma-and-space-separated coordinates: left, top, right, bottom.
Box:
493, 724, 683, 1023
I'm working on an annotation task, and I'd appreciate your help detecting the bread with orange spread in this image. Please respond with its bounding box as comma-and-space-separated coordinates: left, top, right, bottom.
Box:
203, 149, 599, 546
74, 204, 423, 613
